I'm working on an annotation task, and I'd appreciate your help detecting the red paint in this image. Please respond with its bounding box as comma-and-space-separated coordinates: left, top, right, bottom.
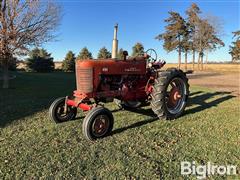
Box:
66, 99, 92, 111
66, 99, 76, 106
78, 103, 92, 111
65, 56, 166, 112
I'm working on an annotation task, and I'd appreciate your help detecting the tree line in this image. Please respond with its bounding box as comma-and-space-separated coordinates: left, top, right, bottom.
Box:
25, 3, 238, 73
1, 1, 239, 89
26, 42, 145, 72
155, 3, 225, 71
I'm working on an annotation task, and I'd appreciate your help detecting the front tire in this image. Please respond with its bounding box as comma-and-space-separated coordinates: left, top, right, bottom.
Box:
49, 97, 77, 123
82, 107, 114, 141
150, 68, 189, 120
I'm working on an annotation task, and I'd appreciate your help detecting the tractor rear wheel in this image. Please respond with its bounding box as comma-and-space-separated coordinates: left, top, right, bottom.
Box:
49, 97, 77, 123
150, 68, 189, 120
82, 107, 114, 141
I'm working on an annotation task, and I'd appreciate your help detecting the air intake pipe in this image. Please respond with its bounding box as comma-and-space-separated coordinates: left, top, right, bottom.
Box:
112, 24, 118, 59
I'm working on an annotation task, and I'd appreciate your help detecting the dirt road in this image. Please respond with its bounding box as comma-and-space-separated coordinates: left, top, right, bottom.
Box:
187, 71, 240, 96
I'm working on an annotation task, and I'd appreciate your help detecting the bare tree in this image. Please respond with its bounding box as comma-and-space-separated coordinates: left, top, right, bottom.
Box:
0, 0, 61, 88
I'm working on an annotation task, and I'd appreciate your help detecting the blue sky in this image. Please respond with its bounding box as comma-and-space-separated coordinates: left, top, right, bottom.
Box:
43, 0, 239, 62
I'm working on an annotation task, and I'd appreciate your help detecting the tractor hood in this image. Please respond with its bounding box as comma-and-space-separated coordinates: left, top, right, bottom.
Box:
76, 59, 147, 75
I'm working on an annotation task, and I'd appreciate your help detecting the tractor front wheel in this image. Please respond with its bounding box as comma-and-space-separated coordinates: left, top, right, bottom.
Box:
150, 68, 189, 120
49, 97, 77, 123
82, 107, 114, 141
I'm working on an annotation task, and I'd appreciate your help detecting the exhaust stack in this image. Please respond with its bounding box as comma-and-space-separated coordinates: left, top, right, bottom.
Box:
112, 24, 118, 59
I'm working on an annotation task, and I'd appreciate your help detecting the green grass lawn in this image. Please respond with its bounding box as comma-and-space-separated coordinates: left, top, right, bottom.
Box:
0, 72, 239, 179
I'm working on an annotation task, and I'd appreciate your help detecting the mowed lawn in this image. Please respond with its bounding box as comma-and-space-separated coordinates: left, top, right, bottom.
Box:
0, 72, 239, 179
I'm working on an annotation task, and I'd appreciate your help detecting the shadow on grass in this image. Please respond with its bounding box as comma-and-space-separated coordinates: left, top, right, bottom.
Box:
184, 91, 235, 116
112, 91, 235, 135
0, 72, 76, 128
111, 113, 158, 135
0, 71, 235, 129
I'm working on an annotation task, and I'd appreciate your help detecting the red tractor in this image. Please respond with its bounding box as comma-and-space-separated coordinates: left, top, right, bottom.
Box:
49, 25, 189, 141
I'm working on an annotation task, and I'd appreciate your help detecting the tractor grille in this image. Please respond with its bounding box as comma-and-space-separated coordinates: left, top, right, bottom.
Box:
76, 68, 93, 93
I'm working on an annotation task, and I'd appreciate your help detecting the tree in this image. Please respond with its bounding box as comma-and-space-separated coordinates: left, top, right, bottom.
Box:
182, 22, 191, 71
186, 4, 225, 70
0, 56, 16, 71
0, 0, 61, 88
118, 48, 125, 59
156, 11, 187, 69
132, 43, 144, 57
97, 47, 111, 59
77, 47, 93, 60
204, 14, 225, 67
8, 57, 17, 71
194, 19, 224, 70
26, 48, 54, 72
186, 3, 201, 70
62, 51, 76, 72
229, 31, 240, 62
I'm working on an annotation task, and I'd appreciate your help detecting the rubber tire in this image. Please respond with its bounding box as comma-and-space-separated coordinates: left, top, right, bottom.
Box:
49, 97, 77, 123
82, 107, 114, 141
150, 68, 189, 120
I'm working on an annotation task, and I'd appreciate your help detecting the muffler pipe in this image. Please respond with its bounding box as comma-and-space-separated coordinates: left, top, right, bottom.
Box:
112, 24, 118, 59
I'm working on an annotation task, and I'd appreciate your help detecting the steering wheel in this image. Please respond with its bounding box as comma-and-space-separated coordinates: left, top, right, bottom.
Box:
145, 49, 157, 63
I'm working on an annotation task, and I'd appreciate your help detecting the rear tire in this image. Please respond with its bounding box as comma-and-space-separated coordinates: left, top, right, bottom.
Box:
82, 107, 114, 141
49, 97, 77, 123
150, 68, 189, 120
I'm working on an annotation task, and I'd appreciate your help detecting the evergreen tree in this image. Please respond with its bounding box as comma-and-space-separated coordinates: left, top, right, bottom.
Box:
118, 48, 125, 59
229, 31, 240, 62
156, 11, 187, 69
77, 47, 93, 60
194, 19, 224, 70
132, 43, 144, 57
186, 4, 224, 70
62, 51, 76, 72
186, 3, 201, 70
26, 48, 54, 72
182, 22, 191, 71
97, 47, 111, 59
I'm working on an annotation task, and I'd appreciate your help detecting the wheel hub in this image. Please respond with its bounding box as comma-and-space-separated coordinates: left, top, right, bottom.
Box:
165, 77, 186, 114
168, 87, 182, 107
93, 115, 109, 136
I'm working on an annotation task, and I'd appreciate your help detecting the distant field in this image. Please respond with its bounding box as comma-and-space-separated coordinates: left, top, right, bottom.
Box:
163, 63, 240, 72
17, 61, 240, 72
0, 72, 239, 179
